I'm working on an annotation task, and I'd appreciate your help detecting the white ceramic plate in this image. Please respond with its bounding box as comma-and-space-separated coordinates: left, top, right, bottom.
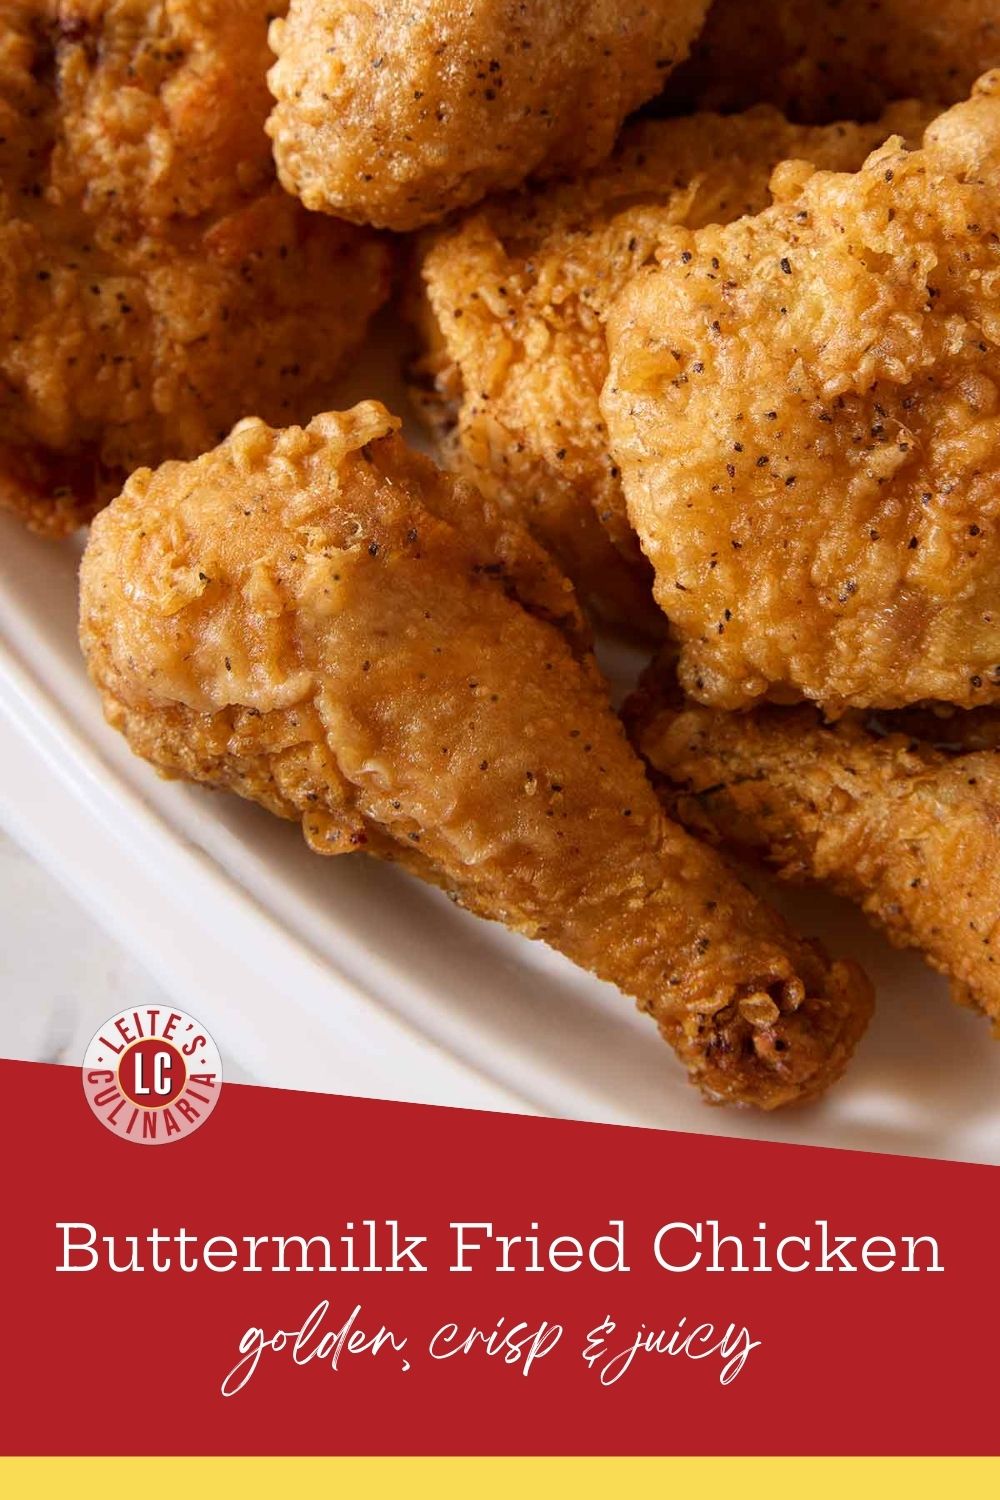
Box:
1, 318, 997, 1164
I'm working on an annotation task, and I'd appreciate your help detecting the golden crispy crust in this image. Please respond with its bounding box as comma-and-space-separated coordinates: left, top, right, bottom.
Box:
11, 0, 281, 223
413, 103, 930, 632
629, 668, 1000, 1028
667, 0, 1000, 123
79, 403, 873, 1108
603, 76, 1000, 713
266, 0, 710, 231
0, 1, 392, 535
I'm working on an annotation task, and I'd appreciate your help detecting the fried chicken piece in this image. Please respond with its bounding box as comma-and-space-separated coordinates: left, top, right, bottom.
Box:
0, 192, 393, 536
866, 704, 1000, 755
666, 0, 1000, 123
412, 103, 930, 632
265, 0, 710, 232
628, 667, 1000, 1029
25, 0, 281, 222
0, 2, 391, 536
79, 401, 873, 1108
603, 75, 1000, 713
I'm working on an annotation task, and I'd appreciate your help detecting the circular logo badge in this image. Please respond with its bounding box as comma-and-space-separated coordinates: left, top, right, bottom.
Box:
82, 1006, 222, 1145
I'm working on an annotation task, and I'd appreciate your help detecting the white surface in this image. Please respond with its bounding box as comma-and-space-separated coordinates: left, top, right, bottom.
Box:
0, 826, 256, 1080
0, 333, 998, 1161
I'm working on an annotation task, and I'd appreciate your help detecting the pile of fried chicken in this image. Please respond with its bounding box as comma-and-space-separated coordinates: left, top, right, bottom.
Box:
4, 0, 999, 1111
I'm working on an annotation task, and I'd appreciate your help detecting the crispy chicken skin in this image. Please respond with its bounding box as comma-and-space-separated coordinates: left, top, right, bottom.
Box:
266, 0, 710, 232
79, 402, 873, 1108
0, 1, 391, 536
628, 669, 1000, 1029
602, 76, 1000, 713
22, 0, 281, 223
667, 0, 1000, 123
412, 103, 930, 632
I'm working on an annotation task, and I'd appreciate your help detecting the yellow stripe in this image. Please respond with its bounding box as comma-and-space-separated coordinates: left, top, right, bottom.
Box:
2, 1459, 999, 1497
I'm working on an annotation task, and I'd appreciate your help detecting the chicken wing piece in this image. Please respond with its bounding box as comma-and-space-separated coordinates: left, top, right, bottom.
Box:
79, 402, 873, 1108
0, 1, 391, 536
603, 75, 1000, 713
628, 667, 1000, 1029
412, 103, 930, 633
265, 0, 710, 232
666, 0, 1000, 123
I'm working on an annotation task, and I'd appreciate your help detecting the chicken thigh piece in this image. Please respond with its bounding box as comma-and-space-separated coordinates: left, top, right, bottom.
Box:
629, 666, 1000, 1029
79, 402, 872, 1108
603, 76, 1000, 713
412, 102, 930, 631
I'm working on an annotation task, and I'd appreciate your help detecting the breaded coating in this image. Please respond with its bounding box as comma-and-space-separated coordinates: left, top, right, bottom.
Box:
667, 0, 1000, 123
23, 0, 280, 223
628, 669, 1000, 1029
603, 77, 1000, 713
0, 1, 391, 536
413, 103, 930, 631
266, 0, 710, 232
79, 402, 873, 1108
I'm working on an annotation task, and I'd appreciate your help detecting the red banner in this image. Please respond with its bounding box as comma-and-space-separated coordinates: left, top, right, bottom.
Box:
1, 1058, 994, 1455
